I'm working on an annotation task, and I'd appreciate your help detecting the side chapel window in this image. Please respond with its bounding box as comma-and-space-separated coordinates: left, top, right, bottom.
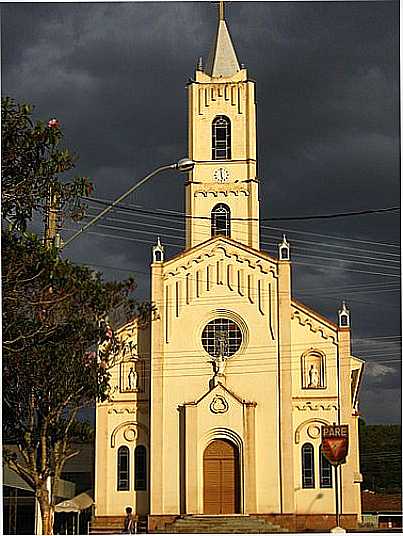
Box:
319, 446, 333, 488
301, 443, 315, 488
211, 204, 231, 238
134, 445, 147, 491
117, 446, 130, 491
212, 115, 231, 160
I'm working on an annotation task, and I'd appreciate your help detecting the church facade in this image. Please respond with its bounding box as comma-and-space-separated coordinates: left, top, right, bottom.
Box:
95, 8, 364, 531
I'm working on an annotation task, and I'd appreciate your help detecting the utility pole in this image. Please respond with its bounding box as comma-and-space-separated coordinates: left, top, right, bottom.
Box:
61, 158, 194, 250
43, 186, 60, 248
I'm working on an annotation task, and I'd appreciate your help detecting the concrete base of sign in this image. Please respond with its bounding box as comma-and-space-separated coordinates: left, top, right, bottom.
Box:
330, 527, 347, 533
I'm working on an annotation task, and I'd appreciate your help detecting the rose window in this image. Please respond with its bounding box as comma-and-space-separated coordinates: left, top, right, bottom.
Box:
201, 318, 242, 358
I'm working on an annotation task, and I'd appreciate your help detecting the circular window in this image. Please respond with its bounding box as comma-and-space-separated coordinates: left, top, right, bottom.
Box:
201, 318, 242, 358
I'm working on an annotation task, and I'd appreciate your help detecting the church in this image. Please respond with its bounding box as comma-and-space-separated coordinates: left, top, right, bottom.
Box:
94, 6, 364, 532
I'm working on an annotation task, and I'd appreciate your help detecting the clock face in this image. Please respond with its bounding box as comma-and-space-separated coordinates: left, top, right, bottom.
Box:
214, 168, 229, 183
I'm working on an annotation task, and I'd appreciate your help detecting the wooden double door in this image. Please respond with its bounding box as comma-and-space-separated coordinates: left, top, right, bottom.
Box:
203, 439, 240, 514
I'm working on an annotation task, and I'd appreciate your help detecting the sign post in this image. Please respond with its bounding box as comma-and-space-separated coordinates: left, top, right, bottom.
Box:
321, 424, 349, 533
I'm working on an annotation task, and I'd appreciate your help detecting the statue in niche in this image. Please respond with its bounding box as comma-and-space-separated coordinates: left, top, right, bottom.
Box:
308, 364, 320, 388
127, 366, 137, 390
301, 350, 325, 389
120, 360, 140, 392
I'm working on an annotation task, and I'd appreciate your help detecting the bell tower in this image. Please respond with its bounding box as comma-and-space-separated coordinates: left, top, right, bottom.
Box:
186, 3, 259, 250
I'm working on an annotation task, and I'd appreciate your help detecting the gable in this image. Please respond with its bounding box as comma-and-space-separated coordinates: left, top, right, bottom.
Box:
291, 299, 338, 343
160, 237, 278, 335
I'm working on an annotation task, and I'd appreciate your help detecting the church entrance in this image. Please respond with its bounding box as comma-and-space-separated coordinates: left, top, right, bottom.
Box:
203, 439, 240, 514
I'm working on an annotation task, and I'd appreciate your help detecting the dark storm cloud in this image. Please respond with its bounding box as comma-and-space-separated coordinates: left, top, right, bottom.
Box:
2, 2, 400, 424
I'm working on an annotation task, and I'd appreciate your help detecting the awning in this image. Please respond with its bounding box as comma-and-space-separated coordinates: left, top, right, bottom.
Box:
3, 465, 34, 493
55, 491, 94, 512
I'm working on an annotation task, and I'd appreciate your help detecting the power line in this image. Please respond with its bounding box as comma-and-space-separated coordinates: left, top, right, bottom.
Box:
85, 209, 401, 262
83, 196, 400, 222
263, 206, 400, 221
63, 227, 401, 279
68, 211, 402, 271
82, 221, 401, 270
77, 259, 401, 298
264, 224, 400, 249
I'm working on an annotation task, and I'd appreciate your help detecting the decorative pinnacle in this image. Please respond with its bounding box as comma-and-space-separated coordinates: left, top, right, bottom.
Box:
280, 234, 289, 247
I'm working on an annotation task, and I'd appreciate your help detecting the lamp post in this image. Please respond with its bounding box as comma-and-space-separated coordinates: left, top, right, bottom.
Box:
59, 158, 195, 249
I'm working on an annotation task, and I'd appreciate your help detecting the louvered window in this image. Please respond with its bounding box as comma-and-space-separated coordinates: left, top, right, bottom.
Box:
134, 445, 147, 491
211, 204, 231, 238
319, 446, 333, 488
212, 116, 231, 160
302, 443, 315, 488
117, 446, 130, 491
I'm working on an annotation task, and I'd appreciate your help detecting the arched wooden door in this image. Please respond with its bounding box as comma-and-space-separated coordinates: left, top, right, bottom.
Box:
203, 439, 240, 514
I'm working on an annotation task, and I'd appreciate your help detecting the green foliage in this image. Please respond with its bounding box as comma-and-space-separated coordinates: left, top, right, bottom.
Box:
2, 228, 141, 483
1, 96, 92, 231
359, 419, 402, 493
1, 98, 149, 532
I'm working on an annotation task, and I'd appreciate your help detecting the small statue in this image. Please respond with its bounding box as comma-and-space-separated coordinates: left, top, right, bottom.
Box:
214, 331, 228, 358
127, 366, 137, 390
210, 331, 228, 385
214, 353, 226, 376
308, 364, 320, 388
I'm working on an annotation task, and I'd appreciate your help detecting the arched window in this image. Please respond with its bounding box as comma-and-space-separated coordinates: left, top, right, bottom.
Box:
211, 204, 231, 238
319, 446, 333, 488
212, 115, 231, 160
301, 443, 315, 488
134, 445, 147, 491
117, 446, 130, 491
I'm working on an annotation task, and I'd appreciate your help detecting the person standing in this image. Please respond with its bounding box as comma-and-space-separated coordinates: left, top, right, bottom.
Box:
123, 506, 136, 534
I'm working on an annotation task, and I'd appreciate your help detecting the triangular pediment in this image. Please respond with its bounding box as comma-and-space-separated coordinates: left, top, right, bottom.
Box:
184, 381, 255, 409
163, 235, 278, 274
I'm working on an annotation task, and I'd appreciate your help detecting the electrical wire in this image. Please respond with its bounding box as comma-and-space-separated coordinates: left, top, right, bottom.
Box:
64, 214, 402, 273
83, 196, 400, 249
84, 209, 401, 264
63, 227, 401, 279
83, 196, 400, 223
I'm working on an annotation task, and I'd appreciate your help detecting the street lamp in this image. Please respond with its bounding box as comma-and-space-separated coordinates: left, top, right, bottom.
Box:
61, 158, 195, 249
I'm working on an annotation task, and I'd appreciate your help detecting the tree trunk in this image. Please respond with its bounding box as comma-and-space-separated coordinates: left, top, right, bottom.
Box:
37, 487, 54, 535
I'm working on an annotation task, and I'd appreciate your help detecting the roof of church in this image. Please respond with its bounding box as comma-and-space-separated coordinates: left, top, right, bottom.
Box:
291, 298, 338, 331
205, 12, 241, 78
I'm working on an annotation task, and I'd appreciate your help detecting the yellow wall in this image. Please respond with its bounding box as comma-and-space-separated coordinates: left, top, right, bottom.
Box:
95, 321, 151, 516
186, 68, 259, 250
94, 35, 363, 522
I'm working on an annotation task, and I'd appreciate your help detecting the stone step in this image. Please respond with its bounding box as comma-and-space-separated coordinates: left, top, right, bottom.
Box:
170, 523, 280, 530
153, 516, 288, 534
157, 529, 287, 534
90, 516, 147, 534
173, 520, 278, 527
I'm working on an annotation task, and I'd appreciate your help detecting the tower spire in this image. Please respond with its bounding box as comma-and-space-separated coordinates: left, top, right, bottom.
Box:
205, 2, 241, 78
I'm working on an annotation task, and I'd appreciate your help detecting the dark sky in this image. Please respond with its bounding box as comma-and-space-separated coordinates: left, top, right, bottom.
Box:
2, 1, 401, 424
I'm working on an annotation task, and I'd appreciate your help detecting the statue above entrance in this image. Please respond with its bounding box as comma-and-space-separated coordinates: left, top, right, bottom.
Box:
210, 331, 228, 386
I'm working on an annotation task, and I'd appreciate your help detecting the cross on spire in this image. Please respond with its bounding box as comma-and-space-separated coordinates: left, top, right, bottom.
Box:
219, 1, 225, 21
